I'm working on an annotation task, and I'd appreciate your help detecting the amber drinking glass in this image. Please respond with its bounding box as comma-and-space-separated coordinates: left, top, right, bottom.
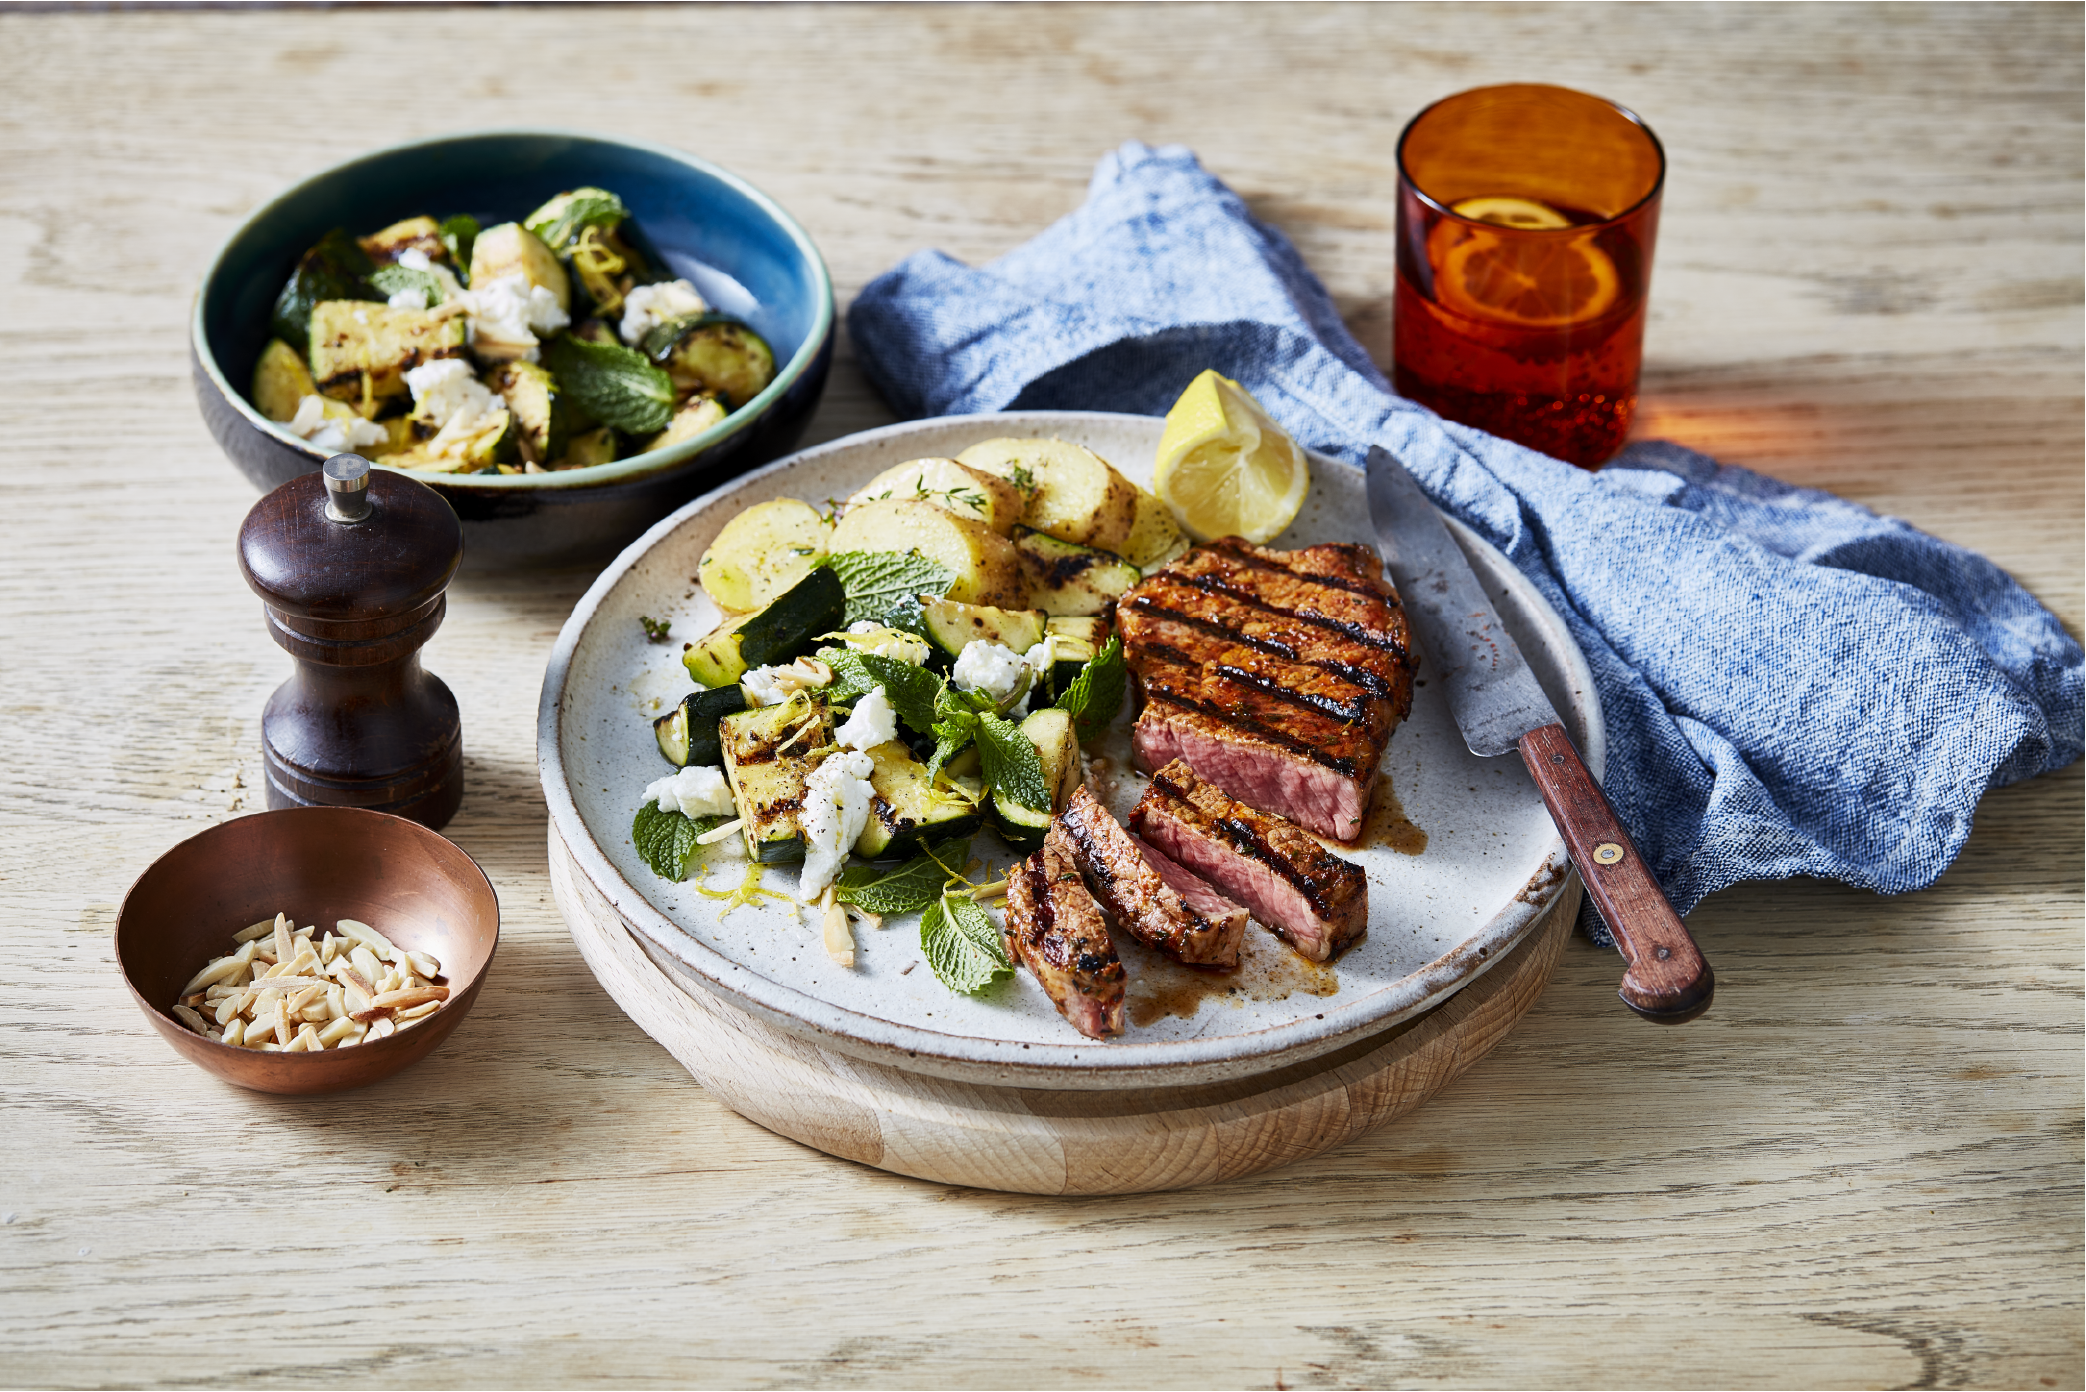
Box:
1392, 84, 1665, 467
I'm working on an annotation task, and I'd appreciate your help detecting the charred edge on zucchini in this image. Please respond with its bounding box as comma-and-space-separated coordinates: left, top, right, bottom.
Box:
654, 685, 751, 768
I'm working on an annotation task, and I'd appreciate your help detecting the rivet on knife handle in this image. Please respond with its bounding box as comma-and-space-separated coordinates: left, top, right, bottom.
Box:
1518, 723, 1715, 1023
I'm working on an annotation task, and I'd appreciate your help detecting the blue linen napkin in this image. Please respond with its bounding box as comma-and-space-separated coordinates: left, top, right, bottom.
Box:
848, 141, 2083, 939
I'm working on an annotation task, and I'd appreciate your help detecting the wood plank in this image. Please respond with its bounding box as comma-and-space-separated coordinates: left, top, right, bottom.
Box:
0, 4, 2076, 1387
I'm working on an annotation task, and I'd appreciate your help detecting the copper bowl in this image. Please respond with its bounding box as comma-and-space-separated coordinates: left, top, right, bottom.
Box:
115, 807, 499, 1095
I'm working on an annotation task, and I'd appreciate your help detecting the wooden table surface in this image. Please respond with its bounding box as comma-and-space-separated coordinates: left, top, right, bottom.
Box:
2, 5, 2079, 1388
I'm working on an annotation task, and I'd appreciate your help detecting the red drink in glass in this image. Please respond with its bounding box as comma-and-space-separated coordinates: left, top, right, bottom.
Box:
1392, 84, 1665, 467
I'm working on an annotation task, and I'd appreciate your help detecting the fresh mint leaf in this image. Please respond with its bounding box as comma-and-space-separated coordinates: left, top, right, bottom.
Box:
438, 215, 479, 280
926, 684, 981, 778
1054, 634, 1126, 743
860, 654, 944, 733
974, 712, 1050, 812
820, 650, 942, 733
633, 803, 724, 882
819, 649, 878, 703
919, 891, 1011, 994
834, 836, 971, 915
543, 335, 674, 435
271, 228, 378, 355
369, 263, 446, 309
823, 550, 954, 636
525, 188, 628, 253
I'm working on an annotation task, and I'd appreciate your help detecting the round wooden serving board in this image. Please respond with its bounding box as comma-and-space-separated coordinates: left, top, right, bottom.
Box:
554, 822, 1579, 1194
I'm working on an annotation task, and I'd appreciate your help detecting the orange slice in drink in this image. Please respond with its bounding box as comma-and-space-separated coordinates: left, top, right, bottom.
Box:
1427, 197, 1620, 328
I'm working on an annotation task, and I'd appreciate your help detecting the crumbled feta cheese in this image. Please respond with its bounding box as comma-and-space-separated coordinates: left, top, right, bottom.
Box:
739, 656, 833, 707
352, 309, 369, 325
798, 749, 876, 899
952, 640, 1032, 713
1023, 639, 1056, 678
282, 394, 388, 453
618, 278, 709, 346
405, 358, 499, 435
643, 764, 736, 819
844, 621, 933, 665
459, 273, 570, 362
384, 251, 462, 310
836, 688, 898, 752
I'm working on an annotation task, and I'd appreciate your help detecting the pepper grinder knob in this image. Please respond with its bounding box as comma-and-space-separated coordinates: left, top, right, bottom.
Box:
324, 453, 373, 523
237, 456, 465, 830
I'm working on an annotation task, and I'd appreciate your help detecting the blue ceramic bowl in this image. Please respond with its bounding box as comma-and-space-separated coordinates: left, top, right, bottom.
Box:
193, 130, 833, 569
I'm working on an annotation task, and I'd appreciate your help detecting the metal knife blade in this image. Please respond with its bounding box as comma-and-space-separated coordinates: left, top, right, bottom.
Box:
1364, 446, 1556, 757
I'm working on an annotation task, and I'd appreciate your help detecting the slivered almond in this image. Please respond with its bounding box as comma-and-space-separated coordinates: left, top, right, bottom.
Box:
178, 912, 449, 1050
336, 919, 398, 960
369, 986, 448, 1011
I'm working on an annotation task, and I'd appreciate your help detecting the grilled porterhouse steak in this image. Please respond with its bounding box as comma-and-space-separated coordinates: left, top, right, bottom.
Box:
1003, 823, 1127, 1039
1118, 537, 1414, 842
1131, 759, 1369, 963
1057, 785, 1248, 969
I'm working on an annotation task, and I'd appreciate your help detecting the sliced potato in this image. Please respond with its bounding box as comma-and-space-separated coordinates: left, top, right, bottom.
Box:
829, 498, 1027, 609
844, 458, 1028, 534
700, 498, 833, 614
1121, 484, 1191, 570
956, 437, 1139, 552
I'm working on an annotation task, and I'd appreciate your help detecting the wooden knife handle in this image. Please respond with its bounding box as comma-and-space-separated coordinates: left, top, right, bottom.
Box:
1519, 723, 1715, 1023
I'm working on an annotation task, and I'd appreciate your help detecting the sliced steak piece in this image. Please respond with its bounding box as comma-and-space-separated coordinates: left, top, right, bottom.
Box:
1003, 824, 1126, 1039
1056, 785, 1248, 968
1130, 759, 1368, 963
1130, 834, 1252, 950
1119, 537, 1414, 842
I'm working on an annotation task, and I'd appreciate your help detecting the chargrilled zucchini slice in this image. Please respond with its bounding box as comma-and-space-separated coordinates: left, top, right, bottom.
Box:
720, 697, 831, 862
308, 301, 467, 405
989, 707, 1081, 850
251, 338, 317, 422
483, 360, 570, 465
853, 740, 982, 859
653, 685, 752, 768
920, 597, 1046, 662
682, 567, 847, 689
1012, 528, 1141, 617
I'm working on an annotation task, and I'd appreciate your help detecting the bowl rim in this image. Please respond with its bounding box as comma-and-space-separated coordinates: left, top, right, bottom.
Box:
191, 125, 836, 493
114, 805, 502, 1061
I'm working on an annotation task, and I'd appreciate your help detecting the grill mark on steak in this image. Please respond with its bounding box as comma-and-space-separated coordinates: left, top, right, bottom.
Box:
1198, 536, 1393, 600
1132, 760, 1368, 961
1150, 768, 1339, 921
1121, 538, 1416, 841
1058, 785, 1246, 968
1003, 827, 1126, 1039
1120, 597, 1395, 696
1209, 662, 1369, 723
1169, 573, 1408, 657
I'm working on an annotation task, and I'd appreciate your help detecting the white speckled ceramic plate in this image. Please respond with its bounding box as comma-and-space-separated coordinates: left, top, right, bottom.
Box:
539, 412, 1602, 1089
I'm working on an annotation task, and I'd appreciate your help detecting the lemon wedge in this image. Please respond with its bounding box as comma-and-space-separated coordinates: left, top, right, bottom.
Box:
1153, 371, 1310, 544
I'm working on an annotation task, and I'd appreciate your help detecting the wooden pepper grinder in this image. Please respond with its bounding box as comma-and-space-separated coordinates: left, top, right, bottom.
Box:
237, 454, 464, 830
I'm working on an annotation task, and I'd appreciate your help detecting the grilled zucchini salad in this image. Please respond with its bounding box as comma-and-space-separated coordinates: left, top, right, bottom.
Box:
632, 440, 1191, 994
249, 188, 777, 473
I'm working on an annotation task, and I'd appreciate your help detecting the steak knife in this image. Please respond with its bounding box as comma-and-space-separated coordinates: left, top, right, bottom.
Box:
1365, 446, 1714, 1023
